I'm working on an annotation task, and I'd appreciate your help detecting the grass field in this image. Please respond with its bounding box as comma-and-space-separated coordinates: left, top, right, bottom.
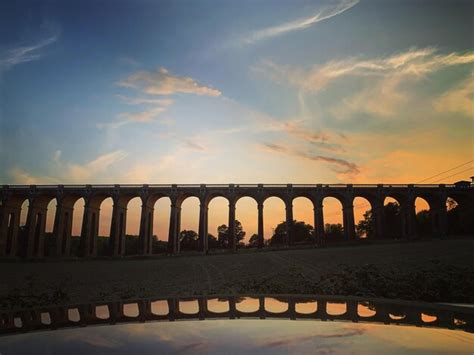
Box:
1, 238, 473, 310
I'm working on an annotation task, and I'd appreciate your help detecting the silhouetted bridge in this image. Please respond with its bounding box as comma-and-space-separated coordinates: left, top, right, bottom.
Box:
1, 294, 472, 336
0, 183, 472, 258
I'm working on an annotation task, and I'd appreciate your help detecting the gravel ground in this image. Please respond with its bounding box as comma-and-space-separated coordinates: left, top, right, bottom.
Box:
1, 238, 473, 311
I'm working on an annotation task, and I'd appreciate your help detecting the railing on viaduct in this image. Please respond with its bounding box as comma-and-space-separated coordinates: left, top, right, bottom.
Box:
1, 294, 472, 336
0, 183, 472, 259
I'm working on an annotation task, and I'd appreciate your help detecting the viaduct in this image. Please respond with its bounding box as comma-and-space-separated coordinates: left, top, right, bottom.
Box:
0, 183, 472, 259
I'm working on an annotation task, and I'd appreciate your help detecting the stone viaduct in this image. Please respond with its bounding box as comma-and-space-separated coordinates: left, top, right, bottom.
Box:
0, 183, 472, 259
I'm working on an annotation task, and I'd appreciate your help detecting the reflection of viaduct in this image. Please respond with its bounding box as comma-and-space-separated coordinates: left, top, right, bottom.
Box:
0, 183, 472, 258
1, 294, 472, 336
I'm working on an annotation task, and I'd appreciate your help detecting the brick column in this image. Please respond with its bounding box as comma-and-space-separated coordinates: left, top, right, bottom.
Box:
314, 199, 324, 245
25, 204, 47, 258
109, 202, 127, 257
53, 204, 73, 257
228, 201, 236, 251
139, 204, 154, 255
80, 202, 99, 257
168, 202, 180, 254
198, 203, 208, 253
285, 201, 294, 246
0, 205, 21, 257
343, 202, 355, 240
257, 202, 264, 248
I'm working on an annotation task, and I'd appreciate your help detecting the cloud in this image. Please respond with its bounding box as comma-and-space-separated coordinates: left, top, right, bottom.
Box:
116, 95, 174, 106
159, 133, 208, 151
118, 106, 167, 122
7, 150, 128, 184
435, 72, 474, 117
260, 142, 359, 175
0, 35, 58, 71
242, 0, 359, 44
256, 48, 474, 119
118, 67, 221, 96
257, 48, 474, 92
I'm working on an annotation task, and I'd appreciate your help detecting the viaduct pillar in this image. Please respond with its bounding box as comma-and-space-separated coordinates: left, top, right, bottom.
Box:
228, 200, 236, 251
314, 199, 324, 245
24, 201, 47, 258
285, 201, 294, 246
0, 203, 21, 257
109, 200, 127, 257
52, 203, 73, 257
372, 197, 384, 239
168, 201, 180, 254
80, 202, 99, 257
343, 202, 356, 240
257, 202, 264, 248
198, 203, 208, 253
138, 203, 154, 255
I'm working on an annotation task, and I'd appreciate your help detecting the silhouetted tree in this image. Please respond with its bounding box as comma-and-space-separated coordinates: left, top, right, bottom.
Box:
416, 210, 432, 237
248, 233, 259, 247
179, 230, 199, 250
324, 223, 344, 240
446, 198, 474, 235
355, 202, 402, 239
356, 210, 374, 238
208, 233, 219, 249
270, 220, 314, 245
217, 220, 245, 248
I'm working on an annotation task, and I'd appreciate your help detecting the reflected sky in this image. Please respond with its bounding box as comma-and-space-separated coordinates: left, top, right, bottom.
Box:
1, 318, 473, 355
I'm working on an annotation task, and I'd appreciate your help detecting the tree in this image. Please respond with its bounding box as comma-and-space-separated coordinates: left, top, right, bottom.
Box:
248, 233, 259, 247
324, 223, 344, 240
416, 210, 431, 237
269, 220, 314, 245
179, 230, 199, 250
217, 220, 245, 248
356, 210, 374, 238
207, 233, 219, 249
355, 202, 402, 239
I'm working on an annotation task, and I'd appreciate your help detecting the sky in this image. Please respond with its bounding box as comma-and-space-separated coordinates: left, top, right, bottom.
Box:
1, 0, 473, 239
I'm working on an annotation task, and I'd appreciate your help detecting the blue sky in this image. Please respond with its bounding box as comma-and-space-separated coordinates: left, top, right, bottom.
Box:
1, 0, 473, 186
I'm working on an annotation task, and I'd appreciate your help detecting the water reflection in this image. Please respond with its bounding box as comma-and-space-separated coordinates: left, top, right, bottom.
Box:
1, 294, 473, 338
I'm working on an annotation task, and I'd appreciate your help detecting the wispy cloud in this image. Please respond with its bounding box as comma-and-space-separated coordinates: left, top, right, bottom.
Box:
242, 0, 359, 44
118, 106, 167, 123
256, 48, 474, 119
0, 35, 58, 71
118, 67, 221, 96
116, 95, 174, 106
8, 150, 128, 184
435, 71, 474, 117
260, 142, 359, 175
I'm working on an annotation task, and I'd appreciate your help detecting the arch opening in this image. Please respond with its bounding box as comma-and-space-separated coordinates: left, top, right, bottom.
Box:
322, 197, 344, 243
208, 196, 229, 250
383, 197, 402, 239
235, 197, 256, 248
153, 197, 171, 254
264, 196, 286, 247
98, 197, 113, 256
292, 197, 315, 245
125, 197, 141, 255
179, 197, 200, 252
353, 197, 373, 239
415, 197, 432, 238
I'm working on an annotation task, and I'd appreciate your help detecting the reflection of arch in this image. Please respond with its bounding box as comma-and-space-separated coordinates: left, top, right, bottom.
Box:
2, 294, 472, 336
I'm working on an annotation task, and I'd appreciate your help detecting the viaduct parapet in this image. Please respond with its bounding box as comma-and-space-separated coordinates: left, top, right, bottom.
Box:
0, 183, 472, 258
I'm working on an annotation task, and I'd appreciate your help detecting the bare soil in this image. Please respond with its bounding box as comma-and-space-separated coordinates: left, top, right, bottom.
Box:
1, 238, 473, 311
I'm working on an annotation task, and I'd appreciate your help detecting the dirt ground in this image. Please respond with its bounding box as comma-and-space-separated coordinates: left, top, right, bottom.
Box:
1, 238, 473, 311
